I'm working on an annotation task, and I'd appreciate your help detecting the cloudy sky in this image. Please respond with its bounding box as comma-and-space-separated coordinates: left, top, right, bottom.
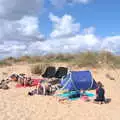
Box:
0, 0, 120, 59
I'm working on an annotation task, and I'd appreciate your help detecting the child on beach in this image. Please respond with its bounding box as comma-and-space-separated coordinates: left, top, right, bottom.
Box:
94, 81, 106, 104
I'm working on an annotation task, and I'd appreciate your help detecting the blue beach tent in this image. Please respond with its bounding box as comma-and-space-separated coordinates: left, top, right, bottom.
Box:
61, 70, 97, 91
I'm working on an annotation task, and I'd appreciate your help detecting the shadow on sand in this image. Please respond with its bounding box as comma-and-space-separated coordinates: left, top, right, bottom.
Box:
93, 98, 112, 105
105, 98, 111, 104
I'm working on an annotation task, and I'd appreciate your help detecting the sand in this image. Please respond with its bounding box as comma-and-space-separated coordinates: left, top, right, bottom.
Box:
0, 64, 120, 120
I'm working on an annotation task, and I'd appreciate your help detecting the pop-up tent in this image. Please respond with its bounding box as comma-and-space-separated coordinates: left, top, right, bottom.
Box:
61, 70, 97, 91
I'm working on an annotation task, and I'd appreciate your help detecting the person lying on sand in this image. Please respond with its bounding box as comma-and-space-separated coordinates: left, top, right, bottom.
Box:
9, 74, 19, 82
10, 74, 33, 86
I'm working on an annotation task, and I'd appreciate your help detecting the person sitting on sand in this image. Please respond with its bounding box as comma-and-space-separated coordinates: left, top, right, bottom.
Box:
27, 77, 33, 86
23, 77, 33, 86
36, 80, 52, 95
94, 81, 106, 104
28, 80, 52, 96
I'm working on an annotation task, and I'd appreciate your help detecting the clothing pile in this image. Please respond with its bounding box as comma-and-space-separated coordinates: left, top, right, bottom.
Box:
0, 79, 10, 90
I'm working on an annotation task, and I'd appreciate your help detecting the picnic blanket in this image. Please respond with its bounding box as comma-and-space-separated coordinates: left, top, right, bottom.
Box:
16, 78, 42, 88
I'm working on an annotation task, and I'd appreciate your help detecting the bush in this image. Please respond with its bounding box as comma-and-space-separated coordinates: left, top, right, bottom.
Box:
17, 56, 31, 62
31, 63, 51, 74
0, 61, 11, 67
1, 51, 120, 69
73, 51, 98, 67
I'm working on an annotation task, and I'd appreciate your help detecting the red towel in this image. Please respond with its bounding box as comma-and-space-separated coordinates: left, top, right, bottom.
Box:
16, 78, 43, 88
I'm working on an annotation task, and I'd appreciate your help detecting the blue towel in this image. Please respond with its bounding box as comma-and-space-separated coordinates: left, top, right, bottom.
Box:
57, 91, 94, 101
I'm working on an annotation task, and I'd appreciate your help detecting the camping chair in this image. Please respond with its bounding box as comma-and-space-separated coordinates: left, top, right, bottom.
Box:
42, 66, 56, 78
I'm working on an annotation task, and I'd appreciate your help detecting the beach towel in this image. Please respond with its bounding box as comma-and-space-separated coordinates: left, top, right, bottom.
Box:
56, 91, 94, 101
80, 95, 90, 102
16, 78, 42, 88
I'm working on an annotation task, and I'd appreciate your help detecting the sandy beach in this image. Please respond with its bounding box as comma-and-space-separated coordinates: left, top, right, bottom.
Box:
0, 64, 120, 120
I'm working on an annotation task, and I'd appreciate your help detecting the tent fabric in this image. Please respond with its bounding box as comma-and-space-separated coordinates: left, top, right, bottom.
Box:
91, 79, 98, 89
55, 67, 68, 78
61, 70, 97, 91
42, 67, 56, 78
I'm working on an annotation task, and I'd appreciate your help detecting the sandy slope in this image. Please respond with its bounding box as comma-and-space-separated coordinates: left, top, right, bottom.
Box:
0, 64, 120, 120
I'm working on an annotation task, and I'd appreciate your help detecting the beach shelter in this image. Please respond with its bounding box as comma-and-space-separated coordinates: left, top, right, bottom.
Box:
42, 66, 56, 78
55, 67, 68, 79
61, 70, 97, 91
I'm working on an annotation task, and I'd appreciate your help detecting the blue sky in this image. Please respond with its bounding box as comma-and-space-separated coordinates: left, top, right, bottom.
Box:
0, 0, 120, 59
40, 0, 120, 37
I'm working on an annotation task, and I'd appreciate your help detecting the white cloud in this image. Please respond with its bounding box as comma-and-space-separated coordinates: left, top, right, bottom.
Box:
27, 33, 100, 55
100, 36, 120, 54
49, 13, 99, 51
83, 26, 95, 34
45, 13, 120, 55
74, 0, 91, 4
0, 16, 44, 42
0, 0, 44, 20
0, 0, 119, 59
0, 41, 27, 59
50, 0, 92, 7
49, 13, 80, 38
0, 0, 45, 59
0, 0, 44, 42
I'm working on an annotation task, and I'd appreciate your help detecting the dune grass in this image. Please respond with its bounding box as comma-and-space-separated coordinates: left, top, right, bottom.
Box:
1, 51, 120, 70
31, 63, 52, 74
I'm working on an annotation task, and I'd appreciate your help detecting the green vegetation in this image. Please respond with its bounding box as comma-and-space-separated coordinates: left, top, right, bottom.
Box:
0, 60, 11, 67
31, 63, 52, 74
1, 51, 120, 68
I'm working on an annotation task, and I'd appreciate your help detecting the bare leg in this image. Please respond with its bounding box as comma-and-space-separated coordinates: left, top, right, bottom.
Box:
24, 78, 27, 87
36, 84, 40, 94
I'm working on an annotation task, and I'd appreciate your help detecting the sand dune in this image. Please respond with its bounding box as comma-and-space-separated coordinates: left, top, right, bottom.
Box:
0, 64, 120, 120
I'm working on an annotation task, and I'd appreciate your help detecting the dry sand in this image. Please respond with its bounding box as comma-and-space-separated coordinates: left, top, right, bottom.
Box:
0, 64, 120, 120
